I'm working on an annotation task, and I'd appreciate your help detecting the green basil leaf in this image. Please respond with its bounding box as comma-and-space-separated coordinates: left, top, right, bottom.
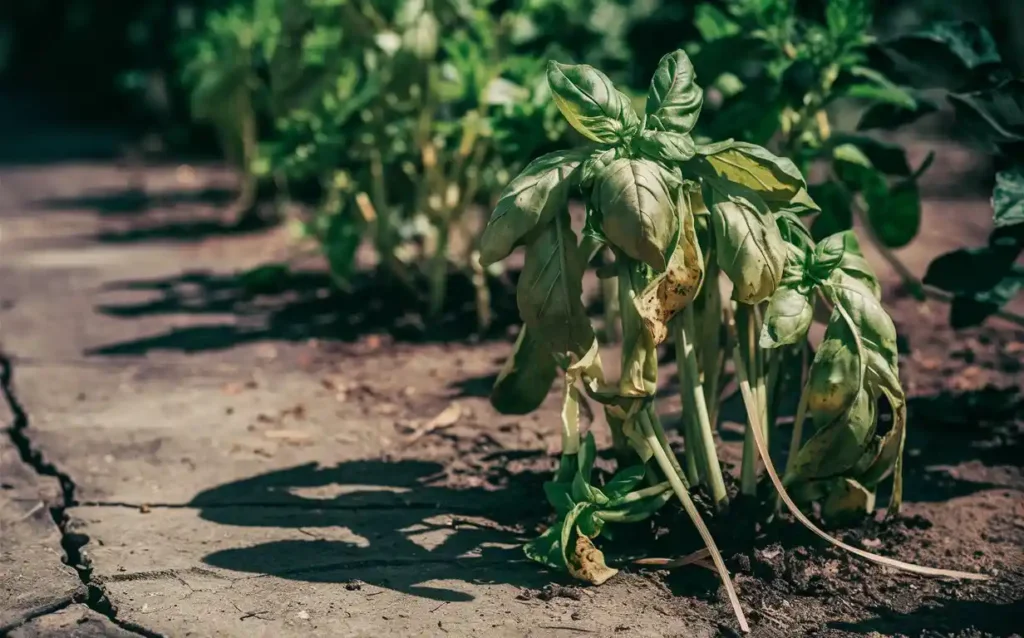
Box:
595, 158, 680, 271
560, 502, 591, 568
693, 4, 739, 42
760, 286, 814, 348
827, 272, 901, 397
580, 147, 622, 189
490, 327, 558, 415
523, 524, 563, 569
834, 231, 881, 299
635, 191, 705, 344
787, 388, 876, 482
599, 489, 672, 522
617, 263, 659, 397
547, 61, 640, 144
822, 478, 875, 521
645, 50, 704, 134
517, 211, 594, 358
810, 233, 846, 281
634, 130, 697, 163
602, 465, 646, 499
544, 480, 575, 514
833, 66, 916, 109
480, 149, 588, 266
578, 431, 598, 479
950, 270, 1024, 328
698, 141, 806, 203
805, 313, 863, 427
993, 165, 1024, 228
704, 178, 787, 303
572, 471, 609, 507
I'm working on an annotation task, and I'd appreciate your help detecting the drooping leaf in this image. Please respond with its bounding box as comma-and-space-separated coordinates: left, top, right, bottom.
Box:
787, 388, 876, 481
490, 327, 558, 415
635, 191, 705, 344
547, 61, 640, 144
834, 231, 882, 299
822, 478, 876, 520
479, 149, 588, 266
634, 130, 697, 163
646, 50, 704, 135
578, 431, 598, 479
993, 166, 1024, 228
826, 272, 900, 396
543, 480, 575, 514
805, 314, 862, 427
566, 530, 618, 585
595, 158, 679, 272
704, 178, 787, 304
523, 524, 562, 569
517, 211, 594, 358
810, 234, 846, 281
698, 141, 806, 203
615, 266, 659, 399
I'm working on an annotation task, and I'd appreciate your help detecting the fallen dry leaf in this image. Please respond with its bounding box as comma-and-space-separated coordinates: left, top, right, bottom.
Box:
404, 403, 462, 443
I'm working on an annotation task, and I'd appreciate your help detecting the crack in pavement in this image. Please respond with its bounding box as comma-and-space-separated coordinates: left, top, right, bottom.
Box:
1, 352, 164, 638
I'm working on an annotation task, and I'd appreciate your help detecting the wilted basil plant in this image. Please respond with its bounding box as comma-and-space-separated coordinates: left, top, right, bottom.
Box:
480, 50, 983, 631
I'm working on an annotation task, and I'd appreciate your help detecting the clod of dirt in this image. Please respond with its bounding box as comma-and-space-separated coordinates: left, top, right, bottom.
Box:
531, 584, 583, 601
344, 581, 362, 591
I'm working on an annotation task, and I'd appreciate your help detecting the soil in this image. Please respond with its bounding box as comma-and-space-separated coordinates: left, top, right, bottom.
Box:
1, 96, 1022, 637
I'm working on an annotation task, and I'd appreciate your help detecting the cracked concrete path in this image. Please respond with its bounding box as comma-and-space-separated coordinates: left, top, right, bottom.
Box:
0, 135, 714, 637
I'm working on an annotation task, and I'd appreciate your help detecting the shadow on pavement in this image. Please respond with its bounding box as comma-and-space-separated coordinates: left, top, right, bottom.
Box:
88, 268, 521, 355
189, 457, 555, 602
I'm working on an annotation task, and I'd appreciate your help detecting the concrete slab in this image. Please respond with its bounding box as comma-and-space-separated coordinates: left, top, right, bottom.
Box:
0, 437, 82, 632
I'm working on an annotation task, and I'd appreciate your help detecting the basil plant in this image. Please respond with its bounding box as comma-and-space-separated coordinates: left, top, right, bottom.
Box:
479, 50, 985, 632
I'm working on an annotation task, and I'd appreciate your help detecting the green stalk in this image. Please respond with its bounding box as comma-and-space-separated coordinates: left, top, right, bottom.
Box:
674, 320, 702, 487
739, 306, 764, 496
679, 305, 729, 508
638, 410, 748, 633
428, 219, 450, 318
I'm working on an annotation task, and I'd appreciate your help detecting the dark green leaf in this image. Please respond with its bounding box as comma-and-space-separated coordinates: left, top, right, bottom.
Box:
950, 271, 1024, 328
694, 4, 740, 42
634, 130, 697, 163
704, 178, 787, 303
835, 231, 881, 299
578, 431, 598, 479
827, 272, 901, 396
523, 525, 563, 569
809, 181, 853, 241
878, 21, 1001, 90
865, 179, 921, 249
805, 315, 862, 427
580, 147, 622, 189
543, 480, 574, 514
948, 80, 1024, 148
858, 96, 939, 131
490, 327, 558, 415
833, 66, 916, 110
480, 149, 588, 266
691, 36, 774, 86
602, 465, 646, 499
645, 50, 704, 135
595, 158, 679, 271
993, 166, 1024, 228
547, 61, 640, 144
517, 211, 594, 358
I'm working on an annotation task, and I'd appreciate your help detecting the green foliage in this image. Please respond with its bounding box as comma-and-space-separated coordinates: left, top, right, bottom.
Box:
483, 50, 928, 627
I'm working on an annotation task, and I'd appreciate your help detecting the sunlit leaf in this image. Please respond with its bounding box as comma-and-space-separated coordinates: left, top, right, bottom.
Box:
547, 61, 640, 143
698, 141, 806, 203
595, 158, 679, 271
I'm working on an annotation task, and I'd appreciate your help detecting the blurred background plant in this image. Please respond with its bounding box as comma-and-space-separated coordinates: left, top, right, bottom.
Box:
0, 0, 1020, 330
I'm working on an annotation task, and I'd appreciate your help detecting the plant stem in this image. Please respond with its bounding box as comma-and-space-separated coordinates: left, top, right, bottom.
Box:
638, 410, 749, 633
722, 311, 988, 581
679, 306, 729, 508
739, 306, 764, 496
470, 250, 491, 332
783, 384, 809, 480
428, 219, 450, 318
675, 326, 702, 487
